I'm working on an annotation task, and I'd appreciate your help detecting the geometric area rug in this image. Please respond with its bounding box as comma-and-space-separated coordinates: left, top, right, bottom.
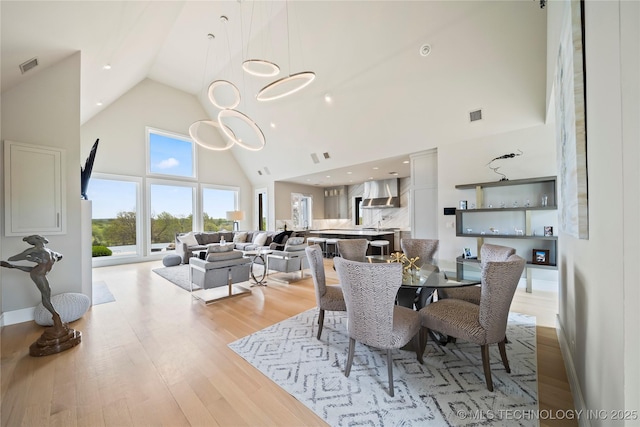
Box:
229, 309, 538, 427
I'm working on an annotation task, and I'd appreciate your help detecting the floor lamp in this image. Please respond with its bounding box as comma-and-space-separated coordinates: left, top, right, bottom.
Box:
226, 211, 245, 231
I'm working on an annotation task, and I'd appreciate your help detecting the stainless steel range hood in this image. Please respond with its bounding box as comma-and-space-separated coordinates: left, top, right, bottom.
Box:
362, 178, 400, 208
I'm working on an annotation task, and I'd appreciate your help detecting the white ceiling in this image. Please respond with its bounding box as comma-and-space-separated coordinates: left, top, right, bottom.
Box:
1, 1, 548, 187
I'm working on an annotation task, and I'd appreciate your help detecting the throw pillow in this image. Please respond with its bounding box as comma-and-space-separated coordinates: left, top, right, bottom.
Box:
287, 236, 305, 245
252, 232, 268, 247
207, 243, 234, 253
233, 232, 248, 243
272, 231, 286, 244
179, 232, 199, 247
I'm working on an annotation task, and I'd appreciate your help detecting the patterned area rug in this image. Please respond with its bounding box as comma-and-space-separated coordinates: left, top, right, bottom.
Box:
152, 264, 197, 291
229, 309, 538, 426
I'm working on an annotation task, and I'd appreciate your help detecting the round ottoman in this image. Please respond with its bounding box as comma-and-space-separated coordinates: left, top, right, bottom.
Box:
34, 292, 91, 326
163, 253, 182, 267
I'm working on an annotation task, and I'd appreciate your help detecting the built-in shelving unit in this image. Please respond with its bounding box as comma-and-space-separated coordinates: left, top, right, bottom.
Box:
455, 176, 558, 292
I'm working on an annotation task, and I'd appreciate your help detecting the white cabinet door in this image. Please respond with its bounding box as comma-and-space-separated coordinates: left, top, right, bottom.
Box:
4, 141, 66, 236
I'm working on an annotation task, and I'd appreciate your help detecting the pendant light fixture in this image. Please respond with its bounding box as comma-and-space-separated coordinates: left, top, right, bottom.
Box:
208, 15, 241, 110
242, 1, 280, 77
256, 1, 315, 102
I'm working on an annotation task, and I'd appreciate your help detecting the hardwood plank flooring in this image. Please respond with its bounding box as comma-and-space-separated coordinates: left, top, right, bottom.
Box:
1, 259, 576, 426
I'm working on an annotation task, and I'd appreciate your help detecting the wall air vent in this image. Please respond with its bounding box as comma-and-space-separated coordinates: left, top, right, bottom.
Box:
257, 170, 263, 175
469, 109, 483, 122
263, 167, 271, 175
310, 153, 319, 164
323, 152, 330, 159
19, 57, 39, 74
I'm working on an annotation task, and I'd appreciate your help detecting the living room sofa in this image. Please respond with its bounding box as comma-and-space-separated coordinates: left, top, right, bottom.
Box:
175, 230, 293, 264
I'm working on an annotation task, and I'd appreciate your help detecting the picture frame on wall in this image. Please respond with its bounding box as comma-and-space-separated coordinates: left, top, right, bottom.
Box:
532, 249, 550, 265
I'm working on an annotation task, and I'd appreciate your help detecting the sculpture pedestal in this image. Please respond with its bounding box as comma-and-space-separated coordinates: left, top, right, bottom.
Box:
29, 323, 82, 357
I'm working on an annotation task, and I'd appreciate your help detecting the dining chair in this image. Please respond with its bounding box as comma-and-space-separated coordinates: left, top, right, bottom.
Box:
438, 243, 516, 304
305, 245, 347, 340
398, 238, 439, 309
333, 257, 422, 397
336, 238, 369, 260
419, 254, 526, 391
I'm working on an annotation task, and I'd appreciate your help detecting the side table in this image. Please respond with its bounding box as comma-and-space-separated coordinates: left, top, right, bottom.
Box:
243, 248, 273, 287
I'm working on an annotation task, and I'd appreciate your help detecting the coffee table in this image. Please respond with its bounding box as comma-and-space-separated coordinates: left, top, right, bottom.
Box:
243, 248, 273, 286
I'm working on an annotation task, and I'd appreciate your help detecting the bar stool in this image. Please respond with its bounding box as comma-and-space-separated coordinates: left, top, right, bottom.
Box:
369, 240, 390, 256
325, 238, 339, 258
307, 237, 327, 257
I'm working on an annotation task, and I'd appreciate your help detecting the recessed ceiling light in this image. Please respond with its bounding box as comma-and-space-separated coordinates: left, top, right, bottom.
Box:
403, 160, 410, 164
103, 64, 112, 70
96, 101, 103, 106
326, 175, 331, 178
390, 172, 399, 176
369, 177, 374, 180
347, 171, 352, 175
324, 93, 332, 104
373, 167, 379, 170
270, 122, 276, 129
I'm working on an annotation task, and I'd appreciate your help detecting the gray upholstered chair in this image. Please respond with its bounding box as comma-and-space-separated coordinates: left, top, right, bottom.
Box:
333, 257, 422, 397
438, 243, 516, 304
398, 238, 439, 309
336, 238, 369, 260
305, 245, 346, 339
266, 236, 309, 282
419, 254, 526, 391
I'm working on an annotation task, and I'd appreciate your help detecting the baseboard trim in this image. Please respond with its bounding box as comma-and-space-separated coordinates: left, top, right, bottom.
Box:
556, 314, 589, 427
2, 307, 35, 326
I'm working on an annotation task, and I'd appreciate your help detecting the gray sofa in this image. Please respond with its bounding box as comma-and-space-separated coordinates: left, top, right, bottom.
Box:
175, 230, 292, 264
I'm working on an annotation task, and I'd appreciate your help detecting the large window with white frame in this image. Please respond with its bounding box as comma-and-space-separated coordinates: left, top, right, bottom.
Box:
202, 185, 238, 231
148, 181, 196, 253
88, 174, 142, 259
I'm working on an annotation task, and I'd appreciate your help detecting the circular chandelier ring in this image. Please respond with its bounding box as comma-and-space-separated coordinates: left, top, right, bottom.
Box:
188, 120, 236, 151
256, 71, 316, 101
208, 80, 241, 109
217, 109, 266, 152
242, 59, 280, 77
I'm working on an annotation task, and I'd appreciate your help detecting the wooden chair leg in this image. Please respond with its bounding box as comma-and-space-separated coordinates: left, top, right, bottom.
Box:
498, 340, 511, 373
345, 338, 355, 377
316, 309, 325, 340
387, 349, 394, 397
481, 344, 494, 391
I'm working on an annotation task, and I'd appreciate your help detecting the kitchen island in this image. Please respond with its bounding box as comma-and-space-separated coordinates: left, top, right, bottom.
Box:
306, 229, 396, 253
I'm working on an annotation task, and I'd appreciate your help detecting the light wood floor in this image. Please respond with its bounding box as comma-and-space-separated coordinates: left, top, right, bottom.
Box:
1, 259, 577, 426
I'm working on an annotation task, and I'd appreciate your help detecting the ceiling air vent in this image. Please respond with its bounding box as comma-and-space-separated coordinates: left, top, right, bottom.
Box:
263, 167, 271, 175
19, 57, 39, 74
469, 109, 483, 122
323, 152, 330, 159
257, 170, 263, 176
310, 153, 320, 164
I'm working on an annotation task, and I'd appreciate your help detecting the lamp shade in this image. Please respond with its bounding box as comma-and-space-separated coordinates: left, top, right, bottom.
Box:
226, 211, 245, 221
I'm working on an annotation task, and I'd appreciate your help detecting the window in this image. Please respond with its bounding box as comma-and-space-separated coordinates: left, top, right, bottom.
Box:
149, 182, 195, 252
88, 175, 141, 258
202, 186, 237, 231
147, 127, 196, 178
291, 193, 312, 229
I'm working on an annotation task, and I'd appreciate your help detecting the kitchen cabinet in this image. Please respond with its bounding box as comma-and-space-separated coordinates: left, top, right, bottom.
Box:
324, 186, 348, 219
455, 176, 557, 292
4, 141, 66, 236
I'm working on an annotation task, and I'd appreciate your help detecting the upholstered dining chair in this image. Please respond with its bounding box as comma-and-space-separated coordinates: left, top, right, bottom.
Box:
336, 238, 369, 260
333, 257, 422, 397
438, 243, 516, 304
398, 238, 439, 309
305, 245, 346, 340
419, 254, 526, 391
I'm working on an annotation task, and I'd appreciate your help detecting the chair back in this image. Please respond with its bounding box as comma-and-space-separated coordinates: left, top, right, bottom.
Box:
479, 254, 526, 343
333, 257, 403, 348
305, 245, 327, 304
400, 238, 438, 267
480, 243, 516, 265
337, 239, 369, 261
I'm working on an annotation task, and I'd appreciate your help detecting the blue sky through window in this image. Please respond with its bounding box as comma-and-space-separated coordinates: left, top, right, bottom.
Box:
149, 132, 194, 177
150, 184, 193, 217
203, 188, 236, 219
89, 179, 137, 219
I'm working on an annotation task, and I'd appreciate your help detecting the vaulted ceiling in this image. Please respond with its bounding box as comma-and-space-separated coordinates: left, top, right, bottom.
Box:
1, 1, 547, 187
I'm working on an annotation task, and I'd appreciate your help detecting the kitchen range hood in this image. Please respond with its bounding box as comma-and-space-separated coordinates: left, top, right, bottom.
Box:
362, 178, 400, 208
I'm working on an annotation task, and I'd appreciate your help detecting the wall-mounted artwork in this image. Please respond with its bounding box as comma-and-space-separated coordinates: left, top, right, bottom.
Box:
555, 0, 589, 239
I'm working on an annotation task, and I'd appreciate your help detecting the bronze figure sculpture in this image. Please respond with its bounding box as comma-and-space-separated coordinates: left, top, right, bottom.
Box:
1, 235, 82, 356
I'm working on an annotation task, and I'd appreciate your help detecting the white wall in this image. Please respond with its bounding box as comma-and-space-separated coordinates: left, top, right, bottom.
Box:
1, 53, 82, 319
553, 0, 640, 421
80, 79, 255, 255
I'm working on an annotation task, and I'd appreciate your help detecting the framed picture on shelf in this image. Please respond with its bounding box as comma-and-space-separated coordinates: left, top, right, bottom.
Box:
544, 226, 553, 236
532, 249, 550, 265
